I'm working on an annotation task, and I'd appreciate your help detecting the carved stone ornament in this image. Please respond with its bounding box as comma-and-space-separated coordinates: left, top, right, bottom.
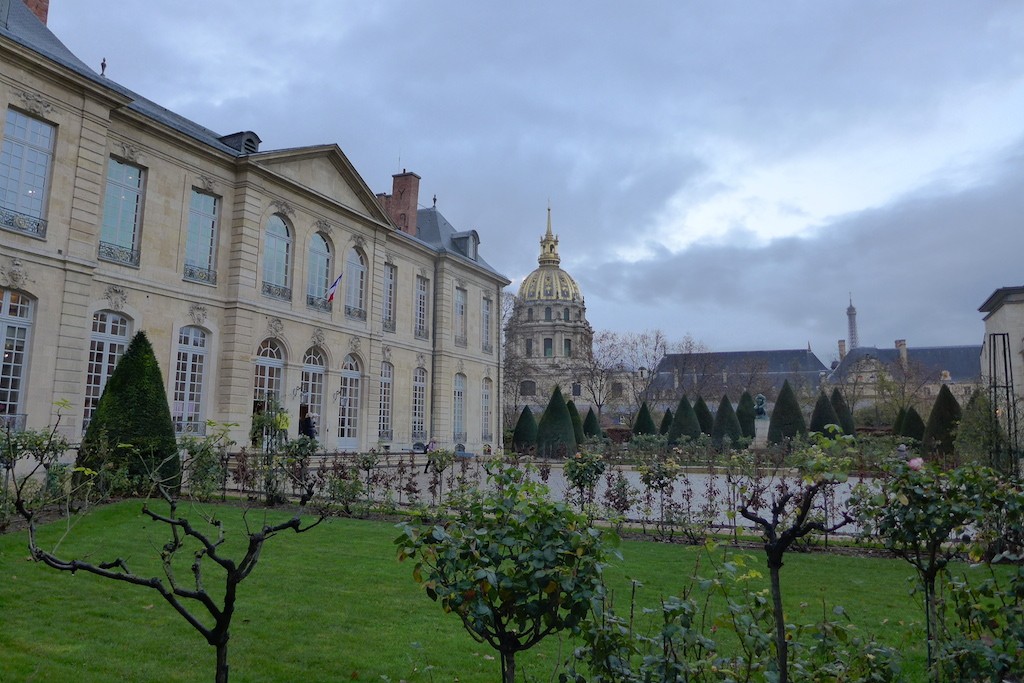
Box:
197, 174, 217, 193
456, 278, 467, 289
0, 258, 29, 289
353, 234, 366, 250
270, 199, 295, 216
384, 251, 395, 266
188, 304, 208, 326
119, 141, 142, 164
311, 327, 326, 348
457, 359, 465, 373
484, 367, 491, 379
104, 285, 127, 311
314, 219, 332, 235
416, 352, 427, 368
266, 317, 284, 337
382, 345, 392, 363
16, 90, 53, 117
349, 336, 361, 354
418, 267, 429, 279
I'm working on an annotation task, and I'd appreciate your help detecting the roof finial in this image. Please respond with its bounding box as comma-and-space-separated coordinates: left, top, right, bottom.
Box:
546, 202, 553, 238
100, 58, 107, 77
432, 194, 437, 208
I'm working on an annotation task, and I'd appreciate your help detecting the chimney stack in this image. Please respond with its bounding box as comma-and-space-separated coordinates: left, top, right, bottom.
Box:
838, 339, 847, 360
25, 0, 48, 24
377, 170, 420, 236
895, 339, 907, 366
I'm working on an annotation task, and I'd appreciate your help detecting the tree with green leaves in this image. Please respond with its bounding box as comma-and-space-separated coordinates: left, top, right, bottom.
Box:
736, 391, 757, 440
536, 386, 576, 458
900, 406, 926, 442
78, 331, 179, 494
955, 389, 1007, 471
511, 406, 538, 453
711, 395, 742, 449
396, 461, 609, 683
658, 408, 673, 436
767, 380, 807, 445
582, 407, 601, 439
566, 400, 586, 446
693, 396, 714, 435
632, 401, 657, 436
923, 384, 962, 462
829, 387, 856, 436
667, 395, 700, 444
809, 391, 840, 434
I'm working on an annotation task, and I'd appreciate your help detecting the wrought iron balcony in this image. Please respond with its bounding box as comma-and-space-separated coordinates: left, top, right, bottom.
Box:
414, 325, 430, 340
307, 294, 331, 312
0, 207, 46, 238
411, 429, 428, 441
184, 263, 217, 285
98, 241, 140, 266
345, 305, 366, 321
382, 318, 396, 333
482, 431, 493, 443
453, 431, 467, 443
173, 419, 207, 436
482, 342, 493, 354
0, 413, 27, 432
454, 335, 467, 348
377, 429, 393, 442
262, 281, 292, 301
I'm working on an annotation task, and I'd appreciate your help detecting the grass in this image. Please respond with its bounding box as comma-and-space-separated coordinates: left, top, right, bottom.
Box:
0, 500, 937, 681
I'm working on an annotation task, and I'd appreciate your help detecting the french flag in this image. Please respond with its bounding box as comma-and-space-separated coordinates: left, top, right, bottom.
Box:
326, 273, 343, 302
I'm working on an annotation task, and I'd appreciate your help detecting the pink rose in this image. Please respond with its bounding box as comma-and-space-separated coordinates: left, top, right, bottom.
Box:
907, 457, 924, 471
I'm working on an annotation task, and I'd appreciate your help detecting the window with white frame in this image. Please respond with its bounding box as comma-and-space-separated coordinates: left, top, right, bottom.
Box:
172, 326, 207, 435
382, 263, 397, 332
337, 354, 361, 446
481, 377, 493, 442
84, 310, 131, 430
184, 190, 219, 284
306, 233, 332, 311
261, 214, 291, 300
378, 361, 393, 441
99, 158, 144, 266
0, 108, 55, 237
411, 367, 427, 441
453, 373, 466, 442
252, 339, 284, 407
454, 287, 467, 346
0, 288, 32, 431
414, 275, 429, 339
345, 248, 367, 320
301, 346, 326, 425
481, 296, 493, 353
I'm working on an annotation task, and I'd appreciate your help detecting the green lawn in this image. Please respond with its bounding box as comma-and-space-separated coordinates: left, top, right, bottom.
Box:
0, 501, 932, 681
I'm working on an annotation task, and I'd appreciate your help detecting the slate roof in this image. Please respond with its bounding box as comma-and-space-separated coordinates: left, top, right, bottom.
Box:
651, 349, 829, 395
827, 345, 982, 384
414, 207, 509, 283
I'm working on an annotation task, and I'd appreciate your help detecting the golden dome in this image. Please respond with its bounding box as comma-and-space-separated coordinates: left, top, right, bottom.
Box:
517, 208, 584, 303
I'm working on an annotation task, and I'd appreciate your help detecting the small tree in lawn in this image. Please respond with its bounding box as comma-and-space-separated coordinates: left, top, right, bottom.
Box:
536, 386, 576, 458
582, 407, 601, 439
566, 400, 586, 446
658, 407, 673, 436
632, 401, 657, 436
829, 387, 856, 436
922, 384, 961, 464
693, 395, 714, 435
767, 380, 807, 445
900, 405, 926, 442
511, 406, 538, 453
78, 331, 179, 493
736, 390, 757, 440
667, 395, 700, 445
808, 391, 840, 434
396, 460, 609, 683
711, 394, 742, 450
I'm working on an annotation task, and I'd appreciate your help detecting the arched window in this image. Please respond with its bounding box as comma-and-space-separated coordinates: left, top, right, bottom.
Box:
481, 377, 493, 442
253, 339, 285, 408
262, 214, 292, 300
544, 307, 552, 321
84, 310, 131, 430
0, 288, 33, 431
527, 308, 534, 321
344, 248, 367, 320
302, 346, 326, 424
378, 361, 394, 441
306, 233, 332, 311
453, 373, 466, 442
172, 326, 208, 434
564, 307, 570, 321
337, 354, 361, 448
411, 367, 427, 440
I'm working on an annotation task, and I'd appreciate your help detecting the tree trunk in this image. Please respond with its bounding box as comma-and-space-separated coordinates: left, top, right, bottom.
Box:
215, 641, 229, 683
769, 560, 788, 683
501, 649, 515, 683
924, 573, 939, 682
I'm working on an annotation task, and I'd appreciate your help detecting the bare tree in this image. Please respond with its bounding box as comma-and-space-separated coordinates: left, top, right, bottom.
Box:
668, 335, 720, 399
501, 292, 532, 430
620, 329, 670, 420
573, 329, 621, 421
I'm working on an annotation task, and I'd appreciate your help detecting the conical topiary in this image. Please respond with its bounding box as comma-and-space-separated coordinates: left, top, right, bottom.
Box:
583, 407, 601, 438
893, 406, 907, 437
711, 394, 743, 449
667, 395, 701, 444
809, 391, 841, 434
512, 406, 538, 453
536, 386, 576, 458
566, 400, 586, 446
78, 331, 179, 493
693, 396, 714, 436
659, 408, 674, 436
829, 388, 856, 436
767, 380, 807, 445
923, 384, 962, 458
633, 401, 657, 436
900, 406, 926, 442
736, 391, 757, 440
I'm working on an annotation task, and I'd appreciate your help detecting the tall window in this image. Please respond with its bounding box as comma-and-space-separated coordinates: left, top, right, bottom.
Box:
564, 308, 570, 321
84, 311, 131, 429
411, 367, 427, 441
337, 354, 361, 447
378, 361, 393, 441
544, 337, 553, 357
172, 326, 207, 434
301, 346, 326, 425
453, 373, 466, 443
563, 338, 572, 357
525, 339, 533, 357
414, 275, 429, 339
99, 158, 144, 266
481, 378, 492, 442
184, 190, 218, 284
545, 307, 552, 321
382, 263, 397, 332
454, 287, 467, 346
481, 296, 493, 353
0, 288, 32, 431
261, 214, 291, 300
0, 108, 54, 237
345, 248, 366, 320
253, 339, 284, 407
306, 233, 332, 311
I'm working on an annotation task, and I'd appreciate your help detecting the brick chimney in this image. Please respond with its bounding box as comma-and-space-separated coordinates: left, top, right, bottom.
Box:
838, 339, 847, 360
895, 339, 907, 366
24, 0, 48, 24
377, 170, 420, 236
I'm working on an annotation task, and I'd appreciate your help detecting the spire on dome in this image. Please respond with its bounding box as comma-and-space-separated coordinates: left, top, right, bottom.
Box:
538, 205, 560, 267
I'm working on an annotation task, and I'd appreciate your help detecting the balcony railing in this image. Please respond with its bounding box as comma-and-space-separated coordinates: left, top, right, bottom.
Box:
307, 294, 331, 312
98, 241, 140, 267
0, 413, 27, 432
184, 263, 217, 285
453, 431, 467, 443
411, 429, 428, 441
382, 318, 396, 333
345, 305, 366, 321
414, 325, 430, 340
454, 335, 467, 348
262, 281, 292, 301
0, 207, 46, 238
377, 429, 393, 442
173, 419, 207, 436
482, 431, 493, 443
482, 342, 493, 354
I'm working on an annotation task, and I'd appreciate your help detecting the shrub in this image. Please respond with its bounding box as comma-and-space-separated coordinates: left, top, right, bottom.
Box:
892, 406, 907, 436
829, 388, 856, 436
566, 400, 586, 445
711, 394, 742, 449
923, 384, 961, 461
767, 380, 807, 445
809, 391, 840, 434
737, 391, 757, 439
900, 406, 926, 442
667, 396, 700, 444
658, 407, 673, 436
693, 396, 714, 435
632, 401, 657, 436
955, 389, 1007, 470
536, 386, 576, 458
511, 406, 538, 453
583, 407, 601, 438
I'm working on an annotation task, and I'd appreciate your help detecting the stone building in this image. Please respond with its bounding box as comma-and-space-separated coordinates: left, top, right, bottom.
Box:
0, 0, 508, 453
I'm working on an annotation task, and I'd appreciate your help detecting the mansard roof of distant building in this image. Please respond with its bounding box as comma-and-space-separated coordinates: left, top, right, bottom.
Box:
651, 348, 829, 394
827, 344, 982, 384
414, 207, 509, 283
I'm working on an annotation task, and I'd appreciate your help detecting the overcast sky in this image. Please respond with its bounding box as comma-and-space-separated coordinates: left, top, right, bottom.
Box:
48, 1, 1024, 365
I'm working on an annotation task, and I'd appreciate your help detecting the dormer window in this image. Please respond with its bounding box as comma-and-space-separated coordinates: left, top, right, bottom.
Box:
451, 230, 480, 261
